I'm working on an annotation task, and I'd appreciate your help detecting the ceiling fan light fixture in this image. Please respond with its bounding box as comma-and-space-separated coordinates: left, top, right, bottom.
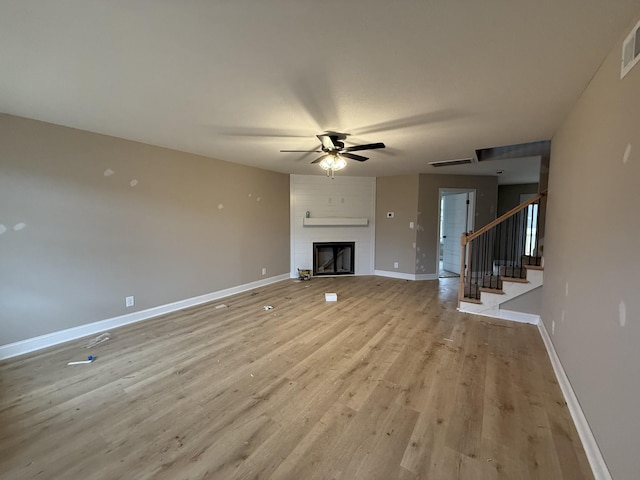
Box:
319, 154, 347, 176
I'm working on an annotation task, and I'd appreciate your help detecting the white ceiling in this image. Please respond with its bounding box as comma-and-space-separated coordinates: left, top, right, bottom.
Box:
1, 1, 639, 182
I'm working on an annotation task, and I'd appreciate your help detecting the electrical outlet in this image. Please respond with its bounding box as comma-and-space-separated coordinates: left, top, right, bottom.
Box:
125, 296, 134, 307
552, 320, 555, 335
393, 262, 399, 269
261, 267, 267, 276
409, 221, 414, 229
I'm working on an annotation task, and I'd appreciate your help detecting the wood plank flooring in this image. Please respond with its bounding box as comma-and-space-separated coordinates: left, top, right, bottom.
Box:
0, 276, 593, 479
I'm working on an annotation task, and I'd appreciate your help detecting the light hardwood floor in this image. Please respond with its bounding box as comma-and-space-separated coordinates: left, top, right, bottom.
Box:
0, 276, 593, 480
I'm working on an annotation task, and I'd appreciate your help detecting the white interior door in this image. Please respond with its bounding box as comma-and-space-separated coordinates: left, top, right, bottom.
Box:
442, 192, 471, 274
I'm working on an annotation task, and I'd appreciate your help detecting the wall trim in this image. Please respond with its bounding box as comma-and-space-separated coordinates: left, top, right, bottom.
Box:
537, 319, 612, 480
375, 270, 414, 280
497, 308, 540, 325
415, 273, 439, 281
0, 274, 291, 361
374, 270, 438, 281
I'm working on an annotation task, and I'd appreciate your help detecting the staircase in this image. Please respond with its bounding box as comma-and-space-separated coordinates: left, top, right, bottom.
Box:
458, 193, 545, 320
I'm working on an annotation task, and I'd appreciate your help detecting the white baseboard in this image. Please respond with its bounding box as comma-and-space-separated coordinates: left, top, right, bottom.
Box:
459, 306, 538, 326
0, 274, 291, 361
415, 273, 439, 281
497, 308, 540, 325
374, 270, 438, 281
537, 320, 612, 480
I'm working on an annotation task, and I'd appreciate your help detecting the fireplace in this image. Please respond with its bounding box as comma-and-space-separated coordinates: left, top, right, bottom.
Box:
313, 242, 355, 276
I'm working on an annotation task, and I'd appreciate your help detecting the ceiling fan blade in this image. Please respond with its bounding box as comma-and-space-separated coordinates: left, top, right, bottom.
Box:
311, 154, 330, 164
280, 149, 322, 153
343, 142, 385, 152
341, 152, 369, 162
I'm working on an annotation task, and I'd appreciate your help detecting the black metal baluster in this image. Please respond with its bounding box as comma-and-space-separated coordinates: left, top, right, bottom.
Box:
515, 211, 519, 276
510, 214, 515, 278
520, 209, 526, 277
498, 220, 503, 284
488, 229, 493, 288
478, 232, 486, 288
473, 237, 479, 299
480, 235, 484, 296
511, 214, 515, 275
491, 227, 496, 288
535, 199, 541, 265
484, 231, 489, 288
493, 227, 497, 286
526, 203, 533, 265
470, 239, 474, 298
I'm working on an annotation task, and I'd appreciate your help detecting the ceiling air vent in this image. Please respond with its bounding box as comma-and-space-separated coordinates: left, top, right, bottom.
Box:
428, 158, 474, 167
621, 18, 640, 79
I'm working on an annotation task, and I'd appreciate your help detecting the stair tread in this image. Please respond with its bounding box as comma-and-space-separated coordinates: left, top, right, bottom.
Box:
501, 277, 529, 284
524, 264, 544, 271
479, 287, 505, 295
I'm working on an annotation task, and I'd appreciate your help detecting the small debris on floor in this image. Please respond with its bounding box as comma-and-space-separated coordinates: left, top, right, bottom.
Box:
214, 304, 228, 309
250, 292, 258, 296
443, 338, 454, 342
86, 332, 110, 348
325, 293, 338, 302
297, 269, 311, 281
68, 355, 95, 365
263, 305, 273, 310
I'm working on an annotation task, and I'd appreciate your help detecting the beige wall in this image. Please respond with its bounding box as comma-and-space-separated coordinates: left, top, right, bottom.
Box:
0, 114, 290, 345
497, 183, 539, 216
376, 174, 498, 276
542, 14, 640, 480
417, 174, 498, 274
375, 175, 419, 274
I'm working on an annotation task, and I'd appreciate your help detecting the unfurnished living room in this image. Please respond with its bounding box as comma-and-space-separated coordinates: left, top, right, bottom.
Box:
1, 2, 639, 479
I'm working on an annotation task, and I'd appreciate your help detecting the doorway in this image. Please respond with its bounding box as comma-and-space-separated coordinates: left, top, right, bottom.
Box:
438, 189, 475, 278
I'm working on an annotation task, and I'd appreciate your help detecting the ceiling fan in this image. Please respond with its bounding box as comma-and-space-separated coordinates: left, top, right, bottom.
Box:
280, 132, 385, 176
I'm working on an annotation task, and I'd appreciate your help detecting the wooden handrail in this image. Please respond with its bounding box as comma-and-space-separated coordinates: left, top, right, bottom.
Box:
464, 192, 546, 244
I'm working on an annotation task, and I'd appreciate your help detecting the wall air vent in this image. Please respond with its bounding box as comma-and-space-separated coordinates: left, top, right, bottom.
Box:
621, 18, 640, 79
428, 158, 474, 167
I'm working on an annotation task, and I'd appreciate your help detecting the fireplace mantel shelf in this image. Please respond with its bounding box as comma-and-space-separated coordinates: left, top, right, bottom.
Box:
303, 217, 369, 227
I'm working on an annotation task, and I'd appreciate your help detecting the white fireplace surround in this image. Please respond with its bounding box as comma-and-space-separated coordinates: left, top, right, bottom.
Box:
290, 175, 376, 277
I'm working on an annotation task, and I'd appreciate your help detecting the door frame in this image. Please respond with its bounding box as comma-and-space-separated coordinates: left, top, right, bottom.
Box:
437, 188, 476, 276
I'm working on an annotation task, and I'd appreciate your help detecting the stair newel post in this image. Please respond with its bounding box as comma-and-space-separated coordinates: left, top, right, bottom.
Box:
468, 231, 475, 298
458, 232, 468, 308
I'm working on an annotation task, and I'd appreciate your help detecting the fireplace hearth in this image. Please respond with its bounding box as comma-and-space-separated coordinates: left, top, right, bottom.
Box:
313, 242, 355, 276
